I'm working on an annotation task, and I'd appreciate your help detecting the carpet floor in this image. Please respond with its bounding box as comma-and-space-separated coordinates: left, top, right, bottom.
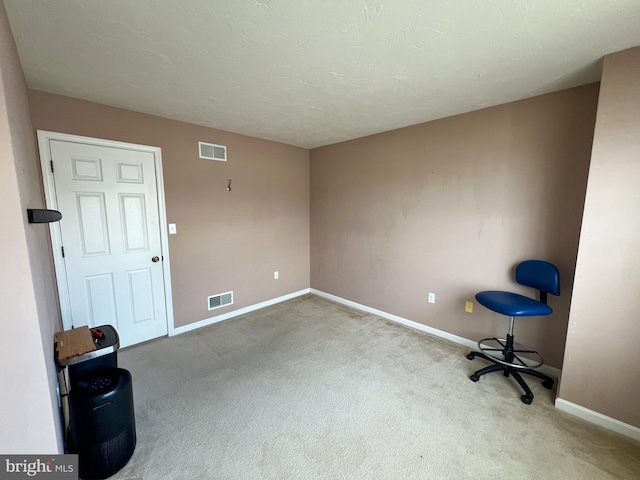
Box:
111, 294, 640, 479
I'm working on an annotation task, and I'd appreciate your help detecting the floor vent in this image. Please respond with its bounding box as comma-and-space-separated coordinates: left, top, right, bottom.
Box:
208, 291, 233, 310
199, 142, 227, 161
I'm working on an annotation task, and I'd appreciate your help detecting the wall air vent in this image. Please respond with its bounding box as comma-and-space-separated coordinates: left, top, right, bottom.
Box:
199, 142, 227, 161
208, 291, 233, 311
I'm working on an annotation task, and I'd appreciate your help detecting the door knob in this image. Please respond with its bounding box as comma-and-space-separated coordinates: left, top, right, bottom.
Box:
152, 256, 160, 263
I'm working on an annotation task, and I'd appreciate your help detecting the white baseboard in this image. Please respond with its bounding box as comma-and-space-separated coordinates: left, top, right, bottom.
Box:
312, 290, 640, 441
168, 287, 639, 442
170, 289, 311, 335
310, 288, 562, 379
555, 398, 640, 442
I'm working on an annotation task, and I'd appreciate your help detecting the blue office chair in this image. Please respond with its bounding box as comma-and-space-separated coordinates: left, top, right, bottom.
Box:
466, 260, 560, 404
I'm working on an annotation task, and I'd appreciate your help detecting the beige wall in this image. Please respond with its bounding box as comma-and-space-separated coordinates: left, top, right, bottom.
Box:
311, 84, 599, 368
0, 0, 61, 452
28, 91, 310, 329
559, 47, 640, 428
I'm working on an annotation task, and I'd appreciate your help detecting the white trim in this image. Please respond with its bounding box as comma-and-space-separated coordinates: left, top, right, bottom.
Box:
555, 398, 640, 442
310, 289, 562, 379
152, 145, 176, 338
171, 289, 310, 335
37, 130, 175, 340
37, 132, 72, 325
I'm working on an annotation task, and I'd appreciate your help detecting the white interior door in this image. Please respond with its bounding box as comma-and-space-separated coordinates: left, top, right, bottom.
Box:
47, 138, 169, 347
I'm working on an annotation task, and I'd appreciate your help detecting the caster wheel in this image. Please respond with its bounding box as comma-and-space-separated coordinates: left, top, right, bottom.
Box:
542, 379, 554, 390
466, 353, 475, 360
521, 395, 533, 405
470, 374, 480, 382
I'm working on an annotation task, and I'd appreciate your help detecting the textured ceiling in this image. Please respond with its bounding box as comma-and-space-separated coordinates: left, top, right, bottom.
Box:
5, 1, 640, 148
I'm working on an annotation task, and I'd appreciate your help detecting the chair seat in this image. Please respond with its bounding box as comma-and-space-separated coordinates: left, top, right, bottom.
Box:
475, 291, 552, 317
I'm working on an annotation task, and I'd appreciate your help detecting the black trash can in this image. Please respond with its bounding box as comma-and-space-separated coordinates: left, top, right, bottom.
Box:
69, 368, 136, 479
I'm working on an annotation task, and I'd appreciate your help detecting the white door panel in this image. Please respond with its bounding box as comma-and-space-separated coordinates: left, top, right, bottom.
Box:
50, 139, 168, 347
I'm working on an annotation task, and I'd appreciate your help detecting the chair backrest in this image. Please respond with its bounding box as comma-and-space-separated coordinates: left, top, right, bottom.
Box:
515, 260, 560, 296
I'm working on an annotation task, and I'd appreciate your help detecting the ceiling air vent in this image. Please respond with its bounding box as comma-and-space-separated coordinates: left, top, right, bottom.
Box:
199, 142, 227, 161
208, 291, 233, 311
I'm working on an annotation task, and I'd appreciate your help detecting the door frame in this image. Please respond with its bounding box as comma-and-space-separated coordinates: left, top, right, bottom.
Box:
37, 130, 175, 337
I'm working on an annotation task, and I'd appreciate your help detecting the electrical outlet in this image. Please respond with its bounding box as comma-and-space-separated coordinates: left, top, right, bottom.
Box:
274, 271, 279, 280
169, 223, 177, 234
428, 292, 435, 304
465, 301, 473, 313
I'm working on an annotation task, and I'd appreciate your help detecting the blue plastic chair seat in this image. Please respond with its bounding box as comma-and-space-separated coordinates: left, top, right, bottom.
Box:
475, 291, 552, 317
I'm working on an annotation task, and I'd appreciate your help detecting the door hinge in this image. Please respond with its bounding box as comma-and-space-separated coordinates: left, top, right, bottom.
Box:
61, 246, 65, 258
50, 161, 54, 173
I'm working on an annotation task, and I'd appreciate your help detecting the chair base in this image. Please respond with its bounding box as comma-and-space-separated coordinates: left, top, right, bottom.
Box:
467, 349, 554, 405
476, 337, 543, 369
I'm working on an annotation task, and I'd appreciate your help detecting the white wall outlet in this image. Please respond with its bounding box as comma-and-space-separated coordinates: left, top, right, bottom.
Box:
274, 271, 279, 279
428, 292, 435, 303
169, 223, 177, 234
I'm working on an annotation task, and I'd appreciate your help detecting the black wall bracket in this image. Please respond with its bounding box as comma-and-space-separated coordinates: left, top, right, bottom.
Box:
27, 209, 62, 224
